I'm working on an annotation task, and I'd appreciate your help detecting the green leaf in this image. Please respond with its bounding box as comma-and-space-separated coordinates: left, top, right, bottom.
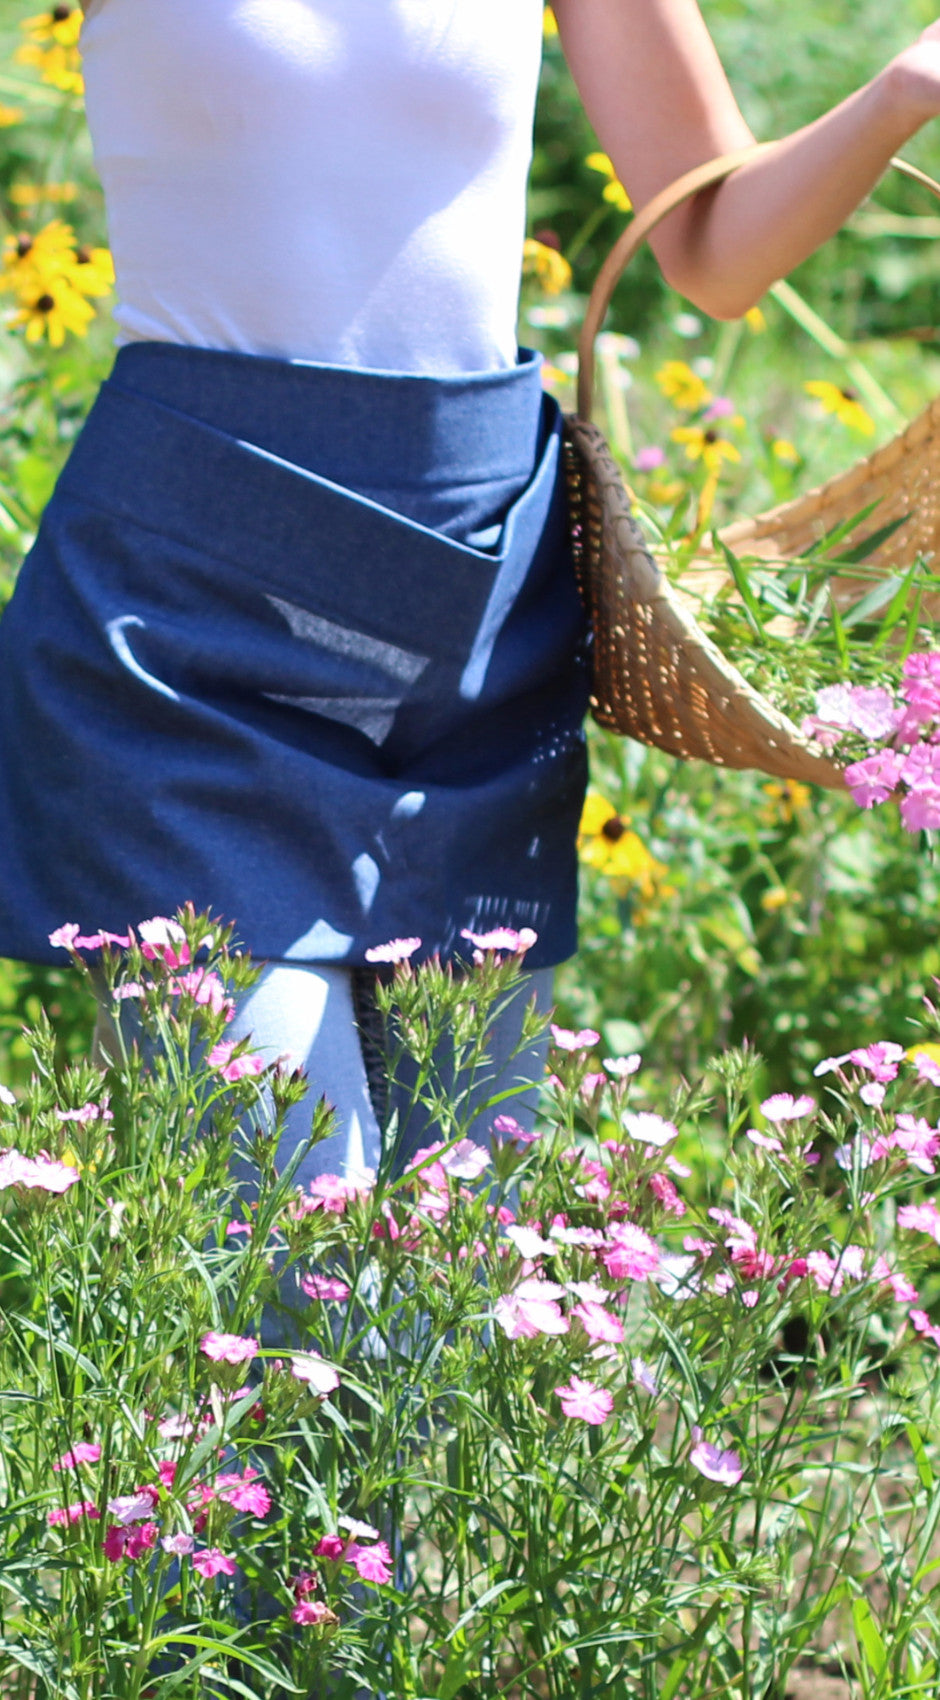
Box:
659, 1600, 725, 1700
906, 1423, 935, 1493
840, 574, 910, 630
831, 513, 910, 566
14, 453, 58, 518
852, 1595, 887, 1675
815, 500, 885, 557
182, 1148, 208, 1194
827, 587, 850, 672
146, 1631, 304, 1693
872, 561, 924, 647
713, 535, 765, 637
436, 1628, 486, 1700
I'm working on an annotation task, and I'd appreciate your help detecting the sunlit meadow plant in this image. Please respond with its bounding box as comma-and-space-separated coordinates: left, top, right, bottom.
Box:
2, 910, 940, 1698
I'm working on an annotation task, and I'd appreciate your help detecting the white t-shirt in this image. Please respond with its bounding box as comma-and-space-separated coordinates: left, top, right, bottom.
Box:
81, 0, 544, 373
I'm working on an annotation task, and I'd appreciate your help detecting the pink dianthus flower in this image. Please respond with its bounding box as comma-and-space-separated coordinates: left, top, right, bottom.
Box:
53, 1442, 101, 1472
550, 1023, 600, 1051
602, 1223, 659, 1282
901, 786, 940, 832
622, 1111, 678, 1148
898, 1200, 940, 1241
350, 1539, 393, 1584
570, 1301, 625, 1344
494, 1277, 569, 1339
200, 1331, 258, 1366
760, 1093, 815, 1123
292, 1599, 337, 1626
554, 1376, 614, 1425
0, 1149, 80, 1195
364, 937, 421, 964
214, 1468, 271, 1517
300, 1273, 352, 1303
690, 1439, 743, 1486
844, 750, 903, 809
138, 916, 191, 968
192, 1546, 237, 1579
48, 1500, 99, 1528
207, 1040, 265, 1082
461, 925, 537, 955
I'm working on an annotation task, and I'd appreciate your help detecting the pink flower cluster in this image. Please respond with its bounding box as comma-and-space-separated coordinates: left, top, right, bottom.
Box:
49, 925, 131, 952
682, 1205, 920, 1319
47, 1428, 274, 1586
0, 1148, 80, 1196
289, 1570, 337, 1627
803, 655, 940, 831
171, 968, 235, 1022
461, 925, 538, 960
207, 1040, 265, 1083
138, 916, 191, 969
294, 1170, 376, 1217
200, 1331, 259, 1366
314, 1518, 393, 1585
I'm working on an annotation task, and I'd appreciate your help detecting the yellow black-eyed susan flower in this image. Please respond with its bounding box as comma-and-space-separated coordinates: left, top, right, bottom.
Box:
804, 380, 875, 437
771, 438, 800, 466
585, 153, 632, 214
760, 780, 812, 825
522, 237, 572, 296
1, 220, 113, 346
760, 885, 794, 913
12, 278, 95, 347
670, 424, 742, 475
11, 181, 79, 208
17, 8, 83, 96
578, 793, 668, 899
655, 360, 711, 413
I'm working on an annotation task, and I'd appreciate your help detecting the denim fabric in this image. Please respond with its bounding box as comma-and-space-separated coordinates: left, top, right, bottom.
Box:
0, 342, 589, 968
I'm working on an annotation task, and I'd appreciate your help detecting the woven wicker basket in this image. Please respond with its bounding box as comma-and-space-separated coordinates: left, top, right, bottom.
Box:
563, 148, 940, 790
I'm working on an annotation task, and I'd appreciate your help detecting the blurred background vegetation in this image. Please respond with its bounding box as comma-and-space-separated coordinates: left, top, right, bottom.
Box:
2, 0, 940, 1107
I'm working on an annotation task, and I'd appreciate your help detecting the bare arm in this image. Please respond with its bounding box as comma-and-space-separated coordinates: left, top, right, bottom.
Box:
553, 0, 940, 318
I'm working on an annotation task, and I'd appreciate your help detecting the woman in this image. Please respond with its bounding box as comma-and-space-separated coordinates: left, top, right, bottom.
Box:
1, 0, 939, 1182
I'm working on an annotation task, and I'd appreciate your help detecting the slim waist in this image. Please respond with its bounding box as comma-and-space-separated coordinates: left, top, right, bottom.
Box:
106, 342, 551, 540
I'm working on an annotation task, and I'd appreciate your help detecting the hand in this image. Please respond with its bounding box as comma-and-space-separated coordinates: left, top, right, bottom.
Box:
883, 23, 940, 131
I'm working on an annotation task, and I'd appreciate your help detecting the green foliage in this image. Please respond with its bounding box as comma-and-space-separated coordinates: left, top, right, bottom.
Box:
3, 916, 940, 1697
534, 0, 940, 341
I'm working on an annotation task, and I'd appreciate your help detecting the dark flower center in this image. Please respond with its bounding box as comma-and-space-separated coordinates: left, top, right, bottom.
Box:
601, 815, 627, 842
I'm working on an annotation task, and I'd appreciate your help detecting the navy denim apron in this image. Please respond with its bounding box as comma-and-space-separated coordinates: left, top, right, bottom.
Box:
0, 342, 589, 968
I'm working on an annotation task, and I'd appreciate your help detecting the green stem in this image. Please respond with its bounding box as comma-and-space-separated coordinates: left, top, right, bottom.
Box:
566, 202, 614, 270
769, 278, 906, 428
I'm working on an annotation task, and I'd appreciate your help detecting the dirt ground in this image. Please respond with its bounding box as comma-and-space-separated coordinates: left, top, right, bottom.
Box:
785, 1672, 851, 1699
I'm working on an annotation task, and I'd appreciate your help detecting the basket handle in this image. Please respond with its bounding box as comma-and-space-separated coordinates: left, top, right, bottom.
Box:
576, 148, 940, 422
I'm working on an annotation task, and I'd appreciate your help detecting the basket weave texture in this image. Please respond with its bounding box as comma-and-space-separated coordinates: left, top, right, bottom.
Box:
716, 391, 940, 603
566, 149, 940, 788
563, 416, 847, 789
